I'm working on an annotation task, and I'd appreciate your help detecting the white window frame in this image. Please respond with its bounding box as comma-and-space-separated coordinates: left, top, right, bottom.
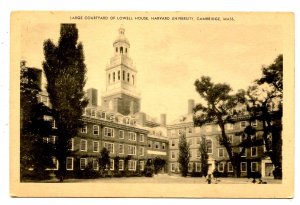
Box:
128, 160, 137, 171
119, 144, 124, 154
240, 147, 247, 157
93, 125, 99, 135
129, 132, 136, 141
228, 162, 233, 172
66, 157, 74, 170
251, 162, 258, 172
218, 148, 225, 157
128, 145, 136, 155
119, 160, 124, 171
139, 147, 144, 156
206, 139, 213, 154
93, 141, 99, 152
110, 159, 114, 171
93, 159, 99, 170
139, 134, 144, 142
119, 130, 124, 139
104, 127, 114, 138
81, 125, 87, 134
69, 138, 74, 151
241, 162, 247, 172
80, 139, 87, 152
80, 158, 87, 170
104, 142, 114, 154
139, 161, 145, 171
251, 147, 258, 157
218, 162, 225, 172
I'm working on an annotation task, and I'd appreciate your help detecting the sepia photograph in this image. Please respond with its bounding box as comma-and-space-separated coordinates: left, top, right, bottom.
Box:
10, 11, 294, 198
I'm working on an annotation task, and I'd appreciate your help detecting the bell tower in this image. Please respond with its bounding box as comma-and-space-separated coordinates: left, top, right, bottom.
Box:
102, 25, 141, 115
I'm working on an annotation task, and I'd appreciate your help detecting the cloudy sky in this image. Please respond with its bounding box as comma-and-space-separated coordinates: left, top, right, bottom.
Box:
20, 12, 283, 122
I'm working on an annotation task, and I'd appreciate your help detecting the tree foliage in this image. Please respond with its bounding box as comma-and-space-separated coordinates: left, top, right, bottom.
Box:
42, 24, 88, 182
178, 133, 190, 177
20, 61, 55, 180
193, 76, 247, 177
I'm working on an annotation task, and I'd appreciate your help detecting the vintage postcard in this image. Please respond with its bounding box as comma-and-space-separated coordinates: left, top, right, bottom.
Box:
10, 11, 294, 198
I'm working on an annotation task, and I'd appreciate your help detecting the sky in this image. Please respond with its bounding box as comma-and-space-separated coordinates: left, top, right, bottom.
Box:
20, 13, 283, 123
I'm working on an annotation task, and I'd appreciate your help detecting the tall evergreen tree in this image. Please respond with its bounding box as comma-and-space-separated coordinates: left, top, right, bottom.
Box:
199, 136, 209, 177
43, 24, 88, 182
178, 133, 190, 177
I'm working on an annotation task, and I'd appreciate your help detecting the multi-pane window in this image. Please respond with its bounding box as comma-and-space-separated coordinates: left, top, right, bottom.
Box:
68, 138, 74, 151
218, 148, 225, 157
241, 162, 247, 172
119, 130, 124, 139
139, 161, 144, 171
251, 162, 258, 172
93, 125, 99, 135
81, 125, 87, 133
139, 147, 144, 156
110, 159, 114, 170
129, 132, 136, 141
66, 157, 73, 170
155, 142, 160, 149
148, 140, 153, 148
240, 121, 247, 128
240, 147, 247, 157
128, 145, 136, 155
104, 127, 114, 137
196, 150, 200, 158
128, 160, 136, 171
218, 162, 225, 172
93, 159, 99, 170
104, 142, 114, 154
251, 147, 258, 157
162, 143, 166, 150
119, 160, 124, 170
93, 141, 99, 152
80, 139, 87, 151
196, 163, 201, 172
80, 158, 87, 170
119, 144, 124, 154
139, 134, 144, 142
228, 162, 233, 172
206, 139, 213, 154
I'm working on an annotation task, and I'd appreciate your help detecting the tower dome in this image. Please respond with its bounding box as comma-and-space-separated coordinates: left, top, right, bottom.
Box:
113, 25, 130, 46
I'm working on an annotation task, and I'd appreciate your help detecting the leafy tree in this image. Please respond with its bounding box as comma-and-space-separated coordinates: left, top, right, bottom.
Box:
153, 157, 166, 174
242, 55, 283, 179
20, 61, 54, 180
178, 133, 190, 177
199, 136, 209, 177
42, 24, 88, 182
193, 76, 248, 177
99, 147, 110, 176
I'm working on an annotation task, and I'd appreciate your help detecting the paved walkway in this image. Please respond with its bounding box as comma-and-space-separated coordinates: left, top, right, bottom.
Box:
44, 174, 282, 184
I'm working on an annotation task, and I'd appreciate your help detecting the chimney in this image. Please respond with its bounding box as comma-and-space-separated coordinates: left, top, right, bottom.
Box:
87, 88, 98, 107
188, 99, 195, 114
137, 112, 146, 126
160, 113, 166, 127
